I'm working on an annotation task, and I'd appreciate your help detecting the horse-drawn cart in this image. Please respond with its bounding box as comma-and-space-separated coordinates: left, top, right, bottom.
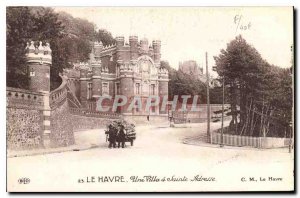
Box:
105, 119, 136, 147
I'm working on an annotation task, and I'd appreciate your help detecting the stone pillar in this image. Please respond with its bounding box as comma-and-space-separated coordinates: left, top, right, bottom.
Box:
80, 68, 89, 107
91, 60, 102, 98
42, 92, 51, 148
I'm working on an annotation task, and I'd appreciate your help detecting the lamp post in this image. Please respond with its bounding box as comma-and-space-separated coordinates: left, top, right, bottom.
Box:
289, 121, 292, 153
206, 52, 211, 143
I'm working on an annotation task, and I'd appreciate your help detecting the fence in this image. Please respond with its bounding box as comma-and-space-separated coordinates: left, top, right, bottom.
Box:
211, 132, 292, 149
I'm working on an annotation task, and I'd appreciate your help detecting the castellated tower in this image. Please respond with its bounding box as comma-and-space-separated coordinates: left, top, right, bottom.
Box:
25, 41, 52, 93
153, 40, 161, 65
93, 41, 103, 55
91, 60, 102, 98
119, 60, 134, 114
79, 63, 89, 105
116, 36, 127, 62
140, 38, 149, 54
129, 36, 139, 60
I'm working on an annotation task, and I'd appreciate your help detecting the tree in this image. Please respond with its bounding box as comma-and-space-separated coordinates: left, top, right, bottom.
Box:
7, 7, 116, 90
6, 7, 33, 88
6, 7, 64, 89
214, 35, 292, 137
94, 29, 116, 46
160, 60, 206, 103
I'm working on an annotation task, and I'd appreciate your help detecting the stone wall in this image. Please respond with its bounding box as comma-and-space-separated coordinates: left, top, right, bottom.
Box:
50, 98, 75, 147
49, 76, 75, 147
7, 75, 76, 150
71, 114, 117, 131
6, 87, 44, 150
70, 113, 168, 132
123, 115, 168, 125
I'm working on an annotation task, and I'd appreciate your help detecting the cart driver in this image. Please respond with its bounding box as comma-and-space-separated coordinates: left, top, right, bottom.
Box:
118, 125, 126, 148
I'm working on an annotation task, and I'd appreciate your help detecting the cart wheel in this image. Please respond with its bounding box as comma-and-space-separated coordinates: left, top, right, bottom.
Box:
131, 140, 134, 146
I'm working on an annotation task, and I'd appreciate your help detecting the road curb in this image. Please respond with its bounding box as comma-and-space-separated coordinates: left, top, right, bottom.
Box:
7, 144, 97, 158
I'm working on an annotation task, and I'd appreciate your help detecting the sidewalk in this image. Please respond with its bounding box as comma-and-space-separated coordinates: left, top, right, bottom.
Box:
7, 143, 98, 158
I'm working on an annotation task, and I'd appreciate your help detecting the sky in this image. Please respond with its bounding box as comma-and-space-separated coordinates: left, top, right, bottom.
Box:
54, 7, 293, 75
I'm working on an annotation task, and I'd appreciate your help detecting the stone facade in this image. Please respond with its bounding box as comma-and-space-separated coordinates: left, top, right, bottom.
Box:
67, 36, 169, 116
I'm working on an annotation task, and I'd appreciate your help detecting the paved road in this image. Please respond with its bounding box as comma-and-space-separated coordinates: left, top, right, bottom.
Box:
7, 122, 294, 192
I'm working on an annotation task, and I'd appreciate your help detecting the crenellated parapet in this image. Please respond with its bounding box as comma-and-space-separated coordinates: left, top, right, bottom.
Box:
158, 68, 169, 81
140, 37, 149, 54
26, 41, 52, 65
116, 36, 125, 47
120, 63, 134, 72
26, 41, 52, 93
94, 41, 103, 48
78, 62, 89, 68
93, 41, 103, 55
101, 67, 109, 73
96, 36, 162, 62
103, 44, 116, 50
158, 68, 168, 75
91, 60, 101, 67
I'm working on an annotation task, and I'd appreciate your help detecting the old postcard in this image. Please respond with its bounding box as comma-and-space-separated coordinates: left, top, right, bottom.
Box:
6, 6, 294, 192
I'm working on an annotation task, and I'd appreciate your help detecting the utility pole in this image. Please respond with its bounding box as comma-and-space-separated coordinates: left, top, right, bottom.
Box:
206, 52, 211, 143
220, 76, 225, 147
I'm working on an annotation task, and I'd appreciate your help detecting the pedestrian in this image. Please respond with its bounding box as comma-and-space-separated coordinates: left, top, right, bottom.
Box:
118, 125, 126, 148
147, 115, 149, 121
108, 125, 117, 148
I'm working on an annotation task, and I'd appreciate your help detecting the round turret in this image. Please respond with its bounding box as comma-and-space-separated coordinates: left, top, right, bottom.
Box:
94, 41, 103, 55
116, 36, 125, 47
152, 40, 161, 63
129, 35, 139, 60
140, 38, 149, 54
25, 41, 52, 93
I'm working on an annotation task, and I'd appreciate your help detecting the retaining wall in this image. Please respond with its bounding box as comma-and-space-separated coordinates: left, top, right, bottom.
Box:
6, 87, 44, 150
